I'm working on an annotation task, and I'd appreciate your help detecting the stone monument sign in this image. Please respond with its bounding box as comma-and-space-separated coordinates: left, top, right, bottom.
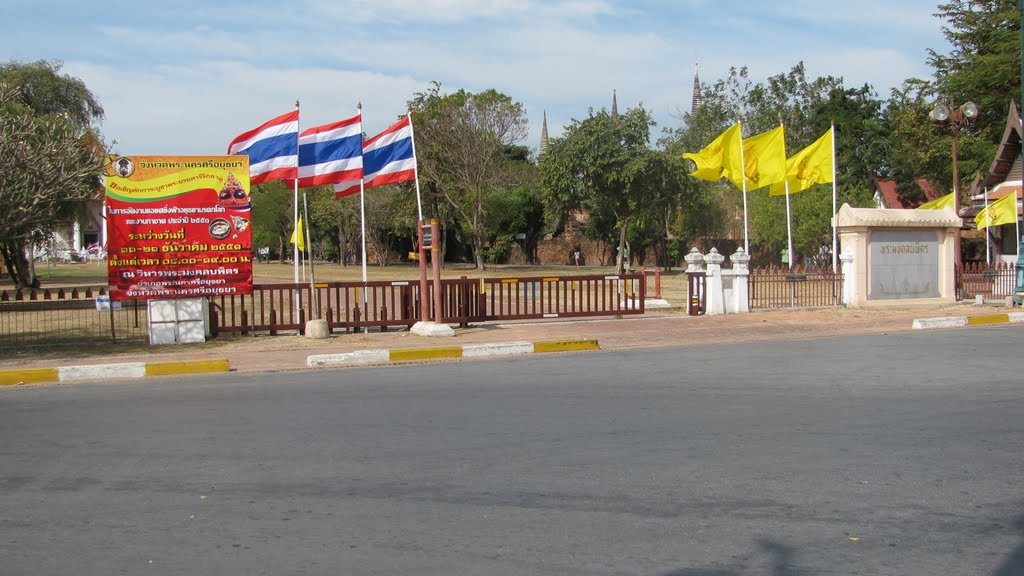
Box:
833, 204, 961, 307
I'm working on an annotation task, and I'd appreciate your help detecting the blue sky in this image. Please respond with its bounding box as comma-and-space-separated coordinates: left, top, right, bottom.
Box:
2, 0, 950, 156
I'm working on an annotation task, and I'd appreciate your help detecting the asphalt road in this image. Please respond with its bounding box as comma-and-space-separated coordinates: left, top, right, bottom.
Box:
2, 326, 1023, 575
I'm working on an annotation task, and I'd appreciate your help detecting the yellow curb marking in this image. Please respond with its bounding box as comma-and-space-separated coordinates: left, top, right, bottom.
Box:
144, 359, 230, 377
533, 339, 601, 353
0, 368, 60, 386
389, 346, 464, 362
966, 314, 1010, 325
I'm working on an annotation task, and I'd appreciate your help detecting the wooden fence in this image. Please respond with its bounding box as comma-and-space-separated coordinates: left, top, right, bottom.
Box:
208, 274, 645, 336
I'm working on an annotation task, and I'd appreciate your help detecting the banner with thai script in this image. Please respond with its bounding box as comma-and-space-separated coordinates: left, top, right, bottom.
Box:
105, 156, 254, 300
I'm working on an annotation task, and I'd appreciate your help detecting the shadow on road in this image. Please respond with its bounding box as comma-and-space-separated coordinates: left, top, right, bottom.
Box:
992, 515, 1024, 576
659, 513, 1024, 576
660, 538, 806, 576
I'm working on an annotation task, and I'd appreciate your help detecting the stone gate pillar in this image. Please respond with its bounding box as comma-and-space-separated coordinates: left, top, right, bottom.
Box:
703, 248, 725, 315
725, 247, 750, 314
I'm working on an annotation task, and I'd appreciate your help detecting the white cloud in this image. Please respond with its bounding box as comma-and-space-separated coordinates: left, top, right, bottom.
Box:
311, 0, 533, 23
67, 60, 426, 155
5, 0, 947, 155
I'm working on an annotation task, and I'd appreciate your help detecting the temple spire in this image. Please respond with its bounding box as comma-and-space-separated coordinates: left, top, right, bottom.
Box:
611, 89, 618, 117
539, 110, 550, 158
691, 63, 703, 113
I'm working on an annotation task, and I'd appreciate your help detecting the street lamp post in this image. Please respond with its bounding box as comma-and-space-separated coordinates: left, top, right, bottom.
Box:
930, 98, 978, 268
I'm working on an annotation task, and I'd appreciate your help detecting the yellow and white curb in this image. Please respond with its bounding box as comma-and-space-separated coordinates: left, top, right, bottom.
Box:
912, 311, 1024, 330
307, 338, 600, 368
0, 359, 230, 386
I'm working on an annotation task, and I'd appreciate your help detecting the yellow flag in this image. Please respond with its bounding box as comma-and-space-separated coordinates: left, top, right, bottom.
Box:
734, 125, 787, 190
290, 216, 305, 251
916, 192, 955, 210
683, 123, 742, 183
769, 127, 834, 196
975, 192, 1018, 230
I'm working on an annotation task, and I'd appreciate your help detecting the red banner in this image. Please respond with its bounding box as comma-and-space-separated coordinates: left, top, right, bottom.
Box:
105, 156, 254, 300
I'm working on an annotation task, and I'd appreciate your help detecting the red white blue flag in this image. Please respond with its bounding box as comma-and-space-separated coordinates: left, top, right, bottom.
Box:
334, 115, 417, 199
227, 110, 299, 185
297, 115, 364, 188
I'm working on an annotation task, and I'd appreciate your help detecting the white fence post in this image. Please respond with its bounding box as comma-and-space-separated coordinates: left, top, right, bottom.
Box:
840, 249, 855, 306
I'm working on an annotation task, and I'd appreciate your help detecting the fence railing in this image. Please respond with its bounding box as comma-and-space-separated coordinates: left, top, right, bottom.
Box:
0, 286, 149, 351
749, 265, 843, 309
473, 274, 644, 321
209, 274, 645, 336
209, 280, 429, 335
957, 262, 1017, 300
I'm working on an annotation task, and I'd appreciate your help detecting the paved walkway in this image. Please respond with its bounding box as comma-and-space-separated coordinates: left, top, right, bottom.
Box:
0, 302, 1012, 377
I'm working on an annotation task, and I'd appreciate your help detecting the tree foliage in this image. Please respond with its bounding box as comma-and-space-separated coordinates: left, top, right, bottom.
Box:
928, 0, 1022, 141
410, 83, 529, 269
481, 185, 546, 264
668, 63, 887, 262
0, 60, 105, 287
541, 106, 685, 273
249, 180, 298, 263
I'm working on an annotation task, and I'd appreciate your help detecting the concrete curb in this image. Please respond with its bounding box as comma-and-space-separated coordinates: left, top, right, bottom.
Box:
307, 338, 601, 368
0, 358, 230, 386
912, 312, 1024, 330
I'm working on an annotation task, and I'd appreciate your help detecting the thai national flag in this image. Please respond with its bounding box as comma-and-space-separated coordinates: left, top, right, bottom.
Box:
334, 115, 416, 199
227, 110, 299, 185
297, 115, 363, 188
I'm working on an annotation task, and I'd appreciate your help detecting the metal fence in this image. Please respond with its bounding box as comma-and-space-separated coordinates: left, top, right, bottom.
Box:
748, 265, 844, 309
957, 262, 1017, 300
0, 286, 149, 352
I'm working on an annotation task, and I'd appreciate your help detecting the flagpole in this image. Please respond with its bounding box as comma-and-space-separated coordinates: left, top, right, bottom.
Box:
407, 111, 424, 223
293, 100, 301, 286
292, 100, 302, 324
1016, 186, 1021, 261
785, 180, 794, 270
303, 189, 319, 317
830, 123, 838, 272
739, 121, 749, 255
357, 105, 369, 308
778, 122, 793, 271
984, 188, 991, 265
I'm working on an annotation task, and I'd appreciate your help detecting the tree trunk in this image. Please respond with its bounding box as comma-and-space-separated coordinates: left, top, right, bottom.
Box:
1, 244, 19, 286
615, 218, 629, 275
440, 221, 447, 266
1, 243, 36, 288
474, 226, 487, 270
27, 244, 37, 286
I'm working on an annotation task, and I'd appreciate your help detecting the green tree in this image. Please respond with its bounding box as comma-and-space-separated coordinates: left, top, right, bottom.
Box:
912, 0, 1021, 203
249, 181, 295, 264
481, 185, 546, 264
410, 83, 529, 269
363, 187, 416, 266
309, 186, 361, 264
929, 0, 1022, 143
671, 63, 885, 262
541, 106, 680, 274
0, 60, 105, 287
